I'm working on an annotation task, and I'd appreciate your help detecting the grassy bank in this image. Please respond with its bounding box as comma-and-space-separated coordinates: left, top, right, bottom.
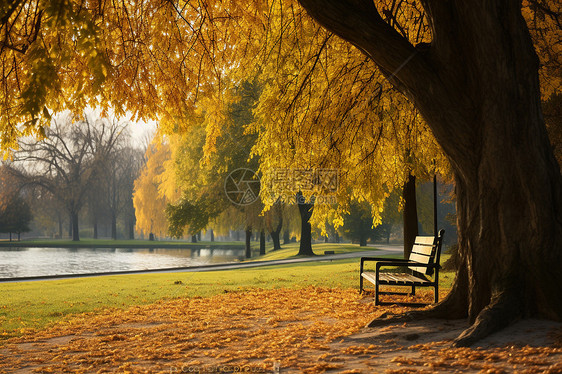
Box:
0, 251, 453, 340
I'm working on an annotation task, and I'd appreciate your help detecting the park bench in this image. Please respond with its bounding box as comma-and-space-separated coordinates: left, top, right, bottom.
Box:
359, 229, 445, 306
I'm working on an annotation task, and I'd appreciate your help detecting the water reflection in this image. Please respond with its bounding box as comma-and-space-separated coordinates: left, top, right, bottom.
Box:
0, 247, 246, 278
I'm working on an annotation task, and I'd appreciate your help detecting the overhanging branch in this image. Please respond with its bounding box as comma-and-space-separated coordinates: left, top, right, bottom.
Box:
296, 0, 435, 92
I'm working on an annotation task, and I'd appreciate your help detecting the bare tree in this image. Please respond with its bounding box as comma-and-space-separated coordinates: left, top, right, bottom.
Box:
14, 113, 127, 241
98, 144, 144, 239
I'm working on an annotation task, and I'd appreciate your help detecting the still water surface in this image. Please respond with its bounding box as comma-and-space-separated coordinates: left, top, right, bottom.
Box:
0, 247, 245, 278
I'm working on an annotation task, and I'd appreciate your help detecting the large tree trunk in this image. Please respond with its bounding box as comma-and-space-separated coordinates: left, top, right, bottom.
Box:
296, 191, 315, 256
270, 230, 281, 250
403, 173, 419, 258
297, 0, 562, 345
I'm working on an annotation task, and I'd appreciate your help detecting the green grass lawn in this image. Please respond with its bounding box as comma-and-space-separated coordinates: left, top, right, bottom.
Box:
0, 251, 454, 340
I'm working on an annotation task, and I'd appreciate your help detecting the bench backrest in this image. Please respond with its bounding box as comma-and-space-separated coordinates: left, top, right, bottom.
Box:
408, 229, 445, 276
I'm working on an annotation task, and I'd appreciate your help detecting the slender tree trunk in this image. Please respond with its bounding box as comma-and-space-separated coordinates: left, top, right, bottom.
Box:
403, 173, 419, 258
260, 229, 266, 255
93, 221, 98, 239
58, 215, 63, 239
191, 235, 197, 243
245, 226, 252, 259
283, 230, 290, 245
111, 212, 117, 240
297, 191, 315, 256
71, 211, 79, 241
269, 213, 283, 251
128, 221, 134, 240
297, 0, 562, 345
210, 228, 214, 242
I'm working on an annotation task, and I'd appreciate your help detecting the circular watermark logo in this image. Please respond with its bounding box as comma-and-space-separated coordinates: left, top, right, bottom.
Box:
224, 168, 261, 206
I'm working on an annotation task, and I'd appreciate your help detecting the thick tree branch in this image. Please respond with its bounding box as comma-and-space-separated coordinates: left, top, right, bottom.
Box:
296, 0, 435, 92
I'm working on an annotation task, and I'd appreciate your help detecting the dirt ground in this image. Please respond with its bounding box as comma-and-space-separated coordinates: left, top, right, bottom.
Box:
1, 287, 561, 373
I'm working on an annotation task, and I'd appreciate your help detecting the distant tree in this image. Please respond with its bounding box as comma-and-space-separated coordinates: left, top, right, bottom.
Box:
0, 196, 32, 240
265, 202, 283, 250
0, 166, 32, 240
99, 145, 143, 239
14, 113, 128, 241
342, 200, 376, 247
133, 140, 176, 239
377, 191, 402, 244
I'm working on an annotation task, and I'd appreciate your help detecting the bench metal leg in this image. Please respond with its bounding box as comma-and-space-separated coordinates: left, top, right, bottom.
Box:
375, 282, 380, 305
411, 285, 416, 296
359, 275, 363, 294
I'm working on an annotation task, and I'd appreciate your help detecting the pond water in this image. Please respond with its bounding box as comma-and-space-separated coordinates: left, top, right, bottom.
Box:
0, 247, 246, 279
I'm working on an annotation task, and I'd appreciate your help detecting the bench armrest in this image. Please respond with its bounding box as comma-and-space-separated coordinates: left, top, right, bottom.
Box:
360, 257, 409, 273
360, 257, 409, 262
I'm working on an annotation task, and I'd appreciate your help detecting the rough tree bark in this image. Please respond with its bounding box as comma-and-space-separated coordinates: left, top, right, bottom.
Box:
297, 0, 562, 346
296, 191, 316, 256
403, 173, 419, 258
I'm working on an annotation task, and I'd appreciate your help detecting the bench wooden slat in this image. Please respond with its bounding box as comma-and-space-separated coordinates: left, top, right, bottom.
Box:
361, 271, 377, 285
362, 272, 431, 286
379, 272, 430, 285
411, 244, 434, 256
408, 253, 431, 265
414, 236, 436, 245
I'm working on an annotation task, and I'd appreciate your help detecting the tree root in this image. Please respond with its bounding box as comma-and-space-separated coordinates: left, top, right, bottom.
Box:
453, 291, 522, 347
367, 288, 523, 348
